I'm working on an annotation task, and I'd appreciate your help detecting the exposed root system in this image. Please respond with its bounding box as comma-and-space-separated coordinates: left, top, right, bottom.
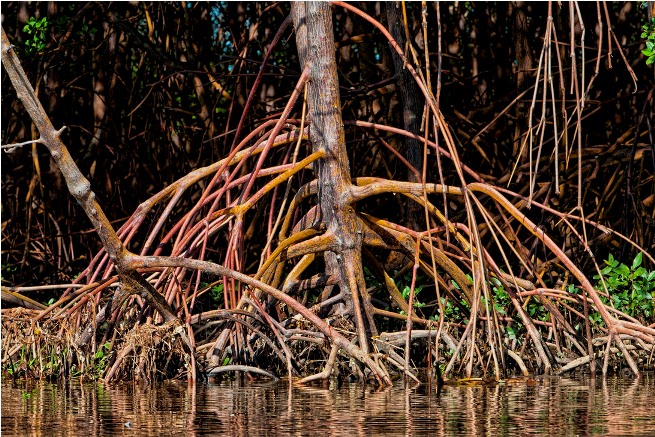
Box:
1, 3, 653, 385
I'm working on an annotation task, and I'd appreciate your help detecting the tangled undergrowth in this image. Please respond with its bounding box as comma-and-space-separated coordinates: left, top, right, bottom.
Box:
2, 2, 654, 386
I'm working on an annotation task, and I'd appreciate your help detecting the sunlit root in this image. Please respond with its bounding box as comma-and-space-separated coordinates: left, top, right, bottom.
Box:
294, 344, 338, 385
3, 1, 653, 386
207, 365, 279, 381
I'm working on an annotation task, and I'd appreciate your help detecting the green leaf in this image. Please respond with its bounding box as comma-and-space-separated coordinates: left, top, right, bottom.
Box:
616, 264, 630, 277
632, 252, 643, 270
605, 254, 615, 266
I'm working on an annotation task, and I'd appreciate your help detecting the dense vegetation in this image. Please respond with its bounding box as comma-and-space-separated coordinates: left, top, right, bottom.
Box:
1, 2, 654, 384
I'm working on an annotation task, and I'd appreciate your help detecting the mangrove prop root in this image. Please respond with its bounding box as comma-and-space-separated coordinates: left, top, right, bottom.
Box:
3, 4, 653, 384
1, 26, 195, 375
294, 344, 339, 385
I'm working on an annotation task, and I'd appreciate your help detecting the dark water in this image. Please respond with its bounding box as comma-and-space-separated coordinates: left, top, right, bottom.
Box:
2, 374, 654, 436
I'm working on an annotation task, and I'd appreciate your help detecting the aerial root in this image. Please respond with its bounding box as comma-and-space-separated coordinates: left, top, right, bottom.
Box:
506, 348, 530, 376
207, 365, 279, 381
294, 344, 339, 385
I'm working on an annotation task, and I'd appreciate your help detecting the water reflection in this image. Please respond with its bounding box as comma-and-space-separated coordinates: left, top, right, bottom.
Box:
2, 374, 654, 436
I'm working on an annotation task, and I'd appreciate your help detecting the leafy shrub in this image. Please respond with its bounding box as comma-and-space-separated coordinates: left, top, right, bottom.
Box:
22, 16, 49, 55
641, 16, 655, 65
594, 253, 655, 322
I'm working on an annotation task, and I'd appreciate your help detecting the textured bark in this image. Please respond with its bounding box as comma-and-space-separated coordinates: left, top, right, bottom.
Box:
291, 2, 374, 352
511, 1, 533, 158
385, 2, 424, 230
1, 27, 179, 326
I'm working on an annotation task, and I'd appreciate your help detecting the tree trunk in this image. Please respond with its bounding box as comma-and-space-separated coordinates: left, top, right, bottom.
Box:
291, 2, 375, 353
511, 1, 533, 159
385, 2, 423, 231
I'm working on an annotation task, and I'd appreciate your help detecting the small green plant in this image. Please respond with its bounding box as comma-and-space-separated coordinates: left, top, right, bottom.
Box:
594, 253, 655, 322
439, 292, 469, 323
22, 16, 49, 55
1, 263, 17, 281
526, 297, 549, 322
490, 277, 511, 315
4, 345, 38, 377
390, 270, 428, 315
641, 17, 655, 65
198, 282, 225, 306
209, 283, 224, 304
401, 284, 425, 308
91, 341, 112, 377
76, 23, 98, 39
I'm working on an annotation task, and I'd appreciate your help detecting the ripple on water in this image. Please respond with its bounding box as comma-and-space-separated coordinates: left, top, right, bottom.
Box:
2, 374, 654, 436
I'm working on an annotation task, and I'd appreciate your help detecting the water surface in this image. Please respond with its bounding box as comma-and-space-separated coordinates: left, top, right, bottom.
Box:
2, 374, 654, 436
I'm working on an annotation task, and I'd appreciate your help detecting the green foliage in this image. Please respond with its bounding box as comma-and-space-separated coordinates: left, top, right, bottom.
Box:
490, 277, 510, 315
388, 270, 429, 314
1, 263, 17, 281
594, 253, 655, 322
526, 297, 549, 322
641, 17, 655, 65
489, 276, 548, 340
77, 23, 99, 39
91, 342, 112, 377
439, 290, 470, 324
199, 282, 225, 306
209, 283, 224, 304
2, 337, 112, 380
22, 16, 49, 55
363, 266, 381, 289
401, 284, 425, 308
3, 345, 35, 377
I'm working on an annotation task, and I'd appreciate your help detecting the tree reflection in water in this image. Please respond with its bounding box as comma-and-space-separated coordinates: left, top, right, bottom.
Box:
2, 375, 654, 436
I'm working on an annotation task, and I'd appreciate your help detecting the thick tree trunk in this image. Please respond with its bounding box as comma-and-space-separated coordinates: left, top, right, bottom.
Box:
385, 2, 423, 231
511, 1, 533, 159
291, 2, 374, 352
